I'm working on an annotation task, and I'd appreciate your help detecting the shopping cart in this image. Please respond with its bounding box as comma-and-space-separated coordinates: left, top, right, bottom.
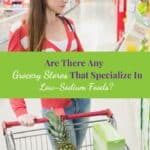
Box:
2, 109, 129, 150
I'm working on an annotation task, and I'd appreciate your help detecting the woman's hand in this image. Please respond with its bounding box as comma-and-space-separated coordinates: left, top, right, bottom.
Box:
18, 114, 36, 126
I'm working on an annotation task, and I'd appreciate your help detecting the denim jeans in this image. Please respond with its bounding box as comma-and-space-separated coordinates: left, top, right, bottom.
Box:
42, 98, 91, 150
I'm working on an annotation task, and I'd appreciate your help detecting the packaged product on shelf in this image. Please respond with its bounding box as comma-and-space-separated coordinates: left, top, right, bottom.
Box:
117, 0, 150, 51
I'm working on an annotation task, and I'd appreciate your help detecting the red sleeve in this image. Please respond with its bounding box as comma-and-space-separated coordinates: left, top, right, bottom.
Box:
67, 18, 84, 52
74, 32, 84, 52
10, 99, 27, 117
8, 25, 27, 117
8, 27, 26, 52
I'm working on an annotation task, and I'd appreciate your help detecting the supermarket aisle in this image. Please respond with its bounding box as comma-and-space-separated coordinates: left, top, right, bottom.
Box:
66, 0, 116, 51
0, 0, 116, 50
0, 99, 141, 150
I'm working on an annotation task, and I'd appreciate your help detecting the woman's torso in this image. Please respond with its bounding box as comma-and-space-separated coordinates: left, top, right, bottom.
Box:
8, 16, 83, 109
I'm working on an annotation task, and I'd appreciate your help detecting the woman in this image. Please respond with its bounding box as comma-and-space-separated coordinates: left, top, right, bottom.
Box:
8, 0, 90, 149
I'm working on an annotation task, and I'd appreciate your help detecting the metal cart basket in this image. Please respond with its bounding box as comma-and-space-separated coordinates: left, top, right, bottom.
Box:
2, 109, 129, 150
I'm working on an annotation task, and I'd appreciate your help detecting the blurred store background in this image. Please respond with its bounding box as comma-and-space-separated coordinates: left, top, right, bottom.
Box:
0, 0, 150, 150
1, 0, 149, 51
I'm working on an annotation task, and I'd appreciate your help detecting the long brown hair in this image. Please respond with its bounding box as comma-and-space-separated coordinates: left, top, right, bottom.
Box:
28, 0, 47, 51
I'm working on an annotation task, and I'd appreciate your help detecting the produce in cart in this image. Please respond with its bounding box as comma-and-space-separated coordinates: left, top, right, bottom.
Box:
45, 110, 76, 150
93, 122, 126, 150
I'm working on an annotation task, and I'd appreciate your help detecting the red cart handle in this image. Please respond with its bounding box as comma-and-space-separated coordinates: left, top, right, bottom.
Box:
2, 118, 48, 128
2, 118, 48, 135
2, 109, 113, 135
61, 109, 113, 120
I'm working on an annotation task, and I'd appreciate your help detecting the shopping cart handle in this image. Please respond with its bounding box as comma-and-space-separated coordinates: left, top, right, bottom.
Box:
3, 118, 48, 128
2, 109, 113, 135
2, 118, 48, 135
61, 109, 113, 120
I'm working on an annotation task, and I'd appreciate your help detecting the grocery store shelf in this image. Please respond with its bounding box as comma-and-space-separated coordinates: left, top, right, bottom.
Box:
0, 5, 27, 47
0, 10, 26, 24
116, 0, 150, 52
117, 20, 150, 51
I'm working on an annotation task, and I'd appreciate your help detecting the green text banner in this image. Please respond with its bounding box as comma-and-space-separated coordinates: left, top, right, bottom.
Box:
0, 52, 149, 98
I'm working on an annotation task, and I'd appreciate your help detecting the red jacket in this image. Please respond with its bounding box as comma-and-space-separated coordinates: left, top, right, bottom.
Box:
8, 17, 83, 116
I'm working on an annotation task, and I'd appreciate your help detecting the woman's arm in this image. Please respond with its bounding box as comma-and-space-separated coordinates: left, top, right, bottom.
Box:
10, 99, 36, 126
8, 23, 35, 126
9, 99, 27, 117
8, 21, 26, 51
65, 17, 84, 52
74, 31, 84, 52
